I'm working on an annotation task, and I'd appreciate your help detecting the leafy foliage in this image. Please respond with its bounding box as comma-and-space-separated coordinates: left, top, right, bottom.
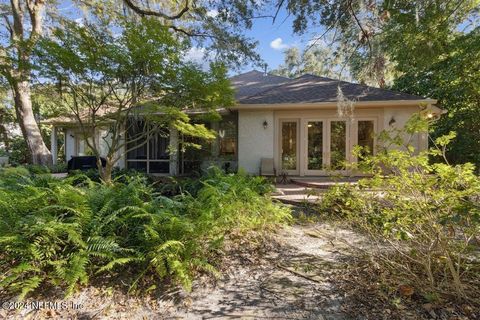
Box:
271, 44, 350, 80
283, 0, 478, 87
393, 28, 480, 167
0, 168, 290, 299
35, 17, 234, 183
316, 114, 480, 304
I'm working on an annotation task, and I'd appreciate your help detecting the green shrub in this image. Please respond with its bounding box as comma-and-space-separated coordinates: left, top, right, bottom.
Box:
317, 118, 480, 305
0, 167, 290, 299
49, 162, 67, 173
68, 167, 152, 184
23, 164, 50, 174
172, 167, 275, 197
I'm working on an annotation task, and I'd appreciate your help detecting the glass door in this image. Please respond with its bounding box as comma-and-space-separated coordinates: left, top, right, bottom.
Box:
305, 120, 326, 174
280, 120, 299, 174
357, 120, 375, 161
329, 120, 348, 171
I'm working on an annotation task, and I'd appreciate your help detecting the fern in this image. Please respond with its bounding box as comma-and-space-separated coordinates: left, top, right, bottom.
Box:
96, 257, 139, 274
0, 167, 291, 299
17, 276, 43, 301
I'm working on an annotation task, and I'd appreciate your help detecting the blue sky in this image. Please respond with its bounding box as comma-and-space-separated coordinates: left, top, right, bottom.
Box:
56, 1, 316, 74
242, 8, 308, 72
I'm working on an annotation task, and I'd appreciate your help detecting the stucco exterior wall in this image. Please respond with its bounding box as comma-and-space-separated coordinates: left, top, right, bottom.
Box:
65, 129, 75, 161
382, 106, 427, 153
237, 104, 428, 176
63, 127, 125, 168
238, 110, 275, 174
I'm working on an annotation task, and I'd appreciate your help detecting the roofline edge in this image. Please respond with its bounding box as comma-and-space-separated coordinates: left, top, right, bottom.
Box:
232, 99, 438, 110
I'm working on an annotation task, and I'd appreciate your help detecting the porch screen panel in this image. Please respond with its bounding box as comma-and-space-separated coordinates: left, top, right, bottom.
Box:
307, 121, 323, 170
330, 121, 346, 170
126, 161, 147, 172
357, 121, 374, 160
149, 131, 170, 174
126, 120, 148, 171
149, 132, 169, 160
126, 119, 170, 174
281, 121, 297, 170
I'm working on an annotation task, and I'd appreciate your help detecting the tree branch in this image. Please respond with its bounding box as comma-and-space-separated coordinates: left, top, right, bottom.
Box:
349, 1, 372, 52
123, 0, 189, 20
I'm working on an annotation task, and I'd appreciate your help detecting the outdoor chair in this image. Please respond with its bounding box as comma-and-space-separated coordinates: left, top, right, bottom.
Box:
260, 158, 276, 178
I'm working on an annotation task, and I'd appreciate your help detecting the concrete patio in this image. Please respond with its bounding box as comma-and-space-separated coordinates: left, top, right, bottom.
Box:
272, 177, 363, 204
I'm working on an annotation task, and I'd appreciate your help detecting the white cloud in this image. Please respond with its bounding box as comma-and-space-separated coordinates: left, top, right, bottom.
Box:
184, 47, 215, 70
270, 37, 289, 50
74, 18, 84, 27
206, 9, 219, 18
184, 47, 206, 65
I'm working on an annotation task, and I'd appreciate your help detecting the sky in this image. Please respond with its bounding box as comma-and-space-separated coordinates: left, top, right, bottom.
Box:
56, 1, 317, 75
240, 8, 312, 73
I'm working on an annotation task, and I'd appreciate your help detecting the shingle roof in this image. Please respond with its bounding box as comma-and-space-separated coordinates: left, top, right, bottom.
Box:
231, 71, 428, 104
230, 70, 292, 101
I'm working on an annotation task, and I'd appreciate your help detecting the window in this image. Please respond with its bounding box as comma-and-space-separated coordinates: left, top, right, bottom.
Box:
218, 118, 237, 157
75, 133, 95, 156
330, 121, 347, 170
126, 120, 170, 174
357, 120, 375, 160
281, 121, 297, 170
307, 121, 323, 170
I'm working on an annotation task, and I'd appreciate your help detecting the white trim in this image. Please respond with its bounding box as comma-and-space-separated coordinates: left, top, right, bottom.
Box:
276, 111, 382, 176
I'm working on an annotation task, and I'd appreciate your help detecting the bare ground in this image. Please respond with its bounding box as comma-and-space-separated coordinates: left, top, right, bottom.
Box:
1, 222, 476, 320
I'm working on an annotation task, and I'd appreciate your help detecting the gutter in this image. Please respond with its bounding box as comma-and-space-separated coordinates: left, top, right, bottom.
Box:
231, 99, 438, 110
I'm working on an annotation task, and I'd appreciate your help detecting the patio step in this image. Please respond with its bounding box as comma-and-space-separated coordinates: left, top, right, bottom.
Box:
290, 177, 360, 189
272, 183, 324, 205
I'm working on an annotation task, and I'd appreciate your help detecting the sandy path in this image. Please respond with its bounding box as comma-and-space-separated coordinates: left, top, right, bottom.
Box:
167, 223, 367, 319
2, 223, 367, 320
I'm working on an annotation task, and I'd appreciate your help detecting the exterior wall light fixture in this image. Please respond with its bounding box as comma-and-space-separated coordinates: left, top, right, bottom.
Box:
389, 117, 396, 126
263, 120, 268, 129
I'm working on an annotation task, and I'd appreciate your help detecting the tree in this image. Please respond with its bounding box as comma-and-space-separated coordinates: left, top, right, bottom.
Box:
0, 0, 52, 165
82, 0, 263, 68
1, 0, 263, 166
272, 43, 350, 80
36, 17, 233, 183
280, 0, 479, 87
279, 1, 480, 165
0, 85, 15, 152
393, 28, 480, 166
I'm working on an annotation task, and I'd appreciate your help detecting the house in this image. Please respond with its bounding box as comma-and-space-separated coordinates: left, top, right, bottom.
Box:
47, 70, 441, 176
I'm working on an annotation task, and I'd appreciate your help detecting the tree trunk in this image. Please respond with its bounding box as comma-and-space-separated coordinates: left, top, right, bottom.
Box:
13, 80, 52, 165
98, 157, 114, 184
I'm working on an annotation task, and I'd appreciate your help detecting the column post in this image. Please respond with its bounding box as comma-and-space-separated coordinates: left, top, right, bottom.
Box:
51, 126, 58, 165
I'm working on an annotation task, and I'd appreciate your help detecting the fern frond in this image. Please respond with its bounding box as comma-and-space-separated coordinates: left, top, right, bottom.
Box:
96, 257, 139, 274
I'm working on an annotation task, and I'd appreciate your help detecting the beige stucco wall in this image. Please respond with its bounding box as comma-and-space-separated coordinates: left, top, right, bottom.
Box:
64, 127, 125, 168
65, 129, 76, 161
237, 104, 428, 176
383, 106, 428, 153
238, 110, 275, 174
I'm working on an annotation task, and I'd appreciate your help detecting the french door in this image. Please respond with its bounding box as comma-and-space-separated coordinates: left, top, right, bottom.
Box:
304, 119, 349, 175
280, 119, 300, 175
279, 118, 376, 176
